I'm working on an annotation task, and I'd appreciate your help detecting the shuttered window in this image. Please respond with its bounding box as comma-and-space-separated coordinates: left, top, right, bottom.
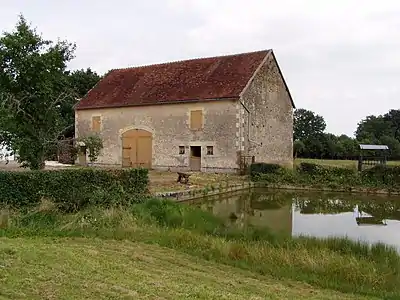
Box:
92, 116, 101, 133
190, 110, 203, 130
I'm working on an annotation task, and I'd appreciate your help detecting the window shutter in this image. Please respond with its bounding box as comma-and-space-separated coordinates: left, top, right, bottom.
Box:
92, 116, 101, 132
190, 110, 203, 130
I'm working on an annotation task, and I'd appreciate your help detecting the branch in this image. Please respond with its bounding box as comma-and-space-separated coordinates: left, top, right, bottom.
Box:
0, 92, 35, 122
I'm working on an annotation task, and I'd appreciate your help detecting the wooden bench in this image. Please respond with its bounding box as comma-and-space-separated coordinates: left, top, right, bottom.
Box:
177, 172, 191, 184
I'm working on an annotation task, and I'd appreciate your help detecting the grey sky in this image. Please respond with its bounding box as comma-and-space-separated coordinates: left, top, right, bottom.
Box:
2, 0, 399, 137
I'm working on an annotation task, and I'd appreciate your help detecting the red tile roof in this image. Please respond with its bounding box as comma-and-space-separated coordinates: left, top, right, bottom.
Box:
75, 50, 271, 110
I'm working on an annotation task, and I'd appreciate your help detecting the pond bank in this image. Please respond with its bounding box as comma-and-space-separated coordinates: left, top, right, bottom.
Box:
153, 181, 400, 202
2, 199, 399, 299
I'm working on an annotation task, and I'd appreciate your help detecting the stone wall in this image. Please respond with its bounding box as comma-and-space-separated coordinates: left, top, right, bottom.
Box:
75, 99, 239, 172
239, 53, 294, 168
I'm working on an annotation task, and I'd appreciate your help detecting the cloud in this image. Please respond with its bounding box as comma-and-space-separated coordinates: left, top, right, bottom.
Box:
1, 0, 400, 136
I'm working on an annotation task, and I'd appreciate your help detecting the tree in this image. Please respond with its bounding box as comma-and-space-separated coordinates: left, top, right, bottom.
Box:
355, 115, 392, 142
0, 15, 76, 169
62, 68, 101, 138
294, 108, 326, 141
383, 109, 400, 140
293, 140, 305, 158
380, 136, 400, 159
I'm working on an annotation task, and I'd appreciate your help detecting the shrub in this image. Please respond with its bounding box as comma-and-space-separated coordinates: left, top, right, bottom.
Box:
297, 162, 322, 175
0, 168, 149, 211
361, 165, 400, 187
250, 163, 282, 180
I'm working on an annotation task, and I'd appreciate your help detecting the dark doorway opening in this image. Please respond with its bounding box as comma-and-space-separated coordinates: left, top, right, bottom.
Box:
190, 146, 201, 171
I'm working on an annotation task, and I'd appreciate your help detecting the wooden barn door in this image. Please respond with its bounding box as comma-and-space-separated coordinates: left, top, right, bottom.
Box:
122, 129, 152, 168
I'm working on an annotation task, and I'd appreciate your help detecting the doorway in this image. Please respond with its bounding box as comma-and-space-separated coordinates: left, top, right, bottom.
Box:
121, 129, 152, 168
190, 146, 201, 171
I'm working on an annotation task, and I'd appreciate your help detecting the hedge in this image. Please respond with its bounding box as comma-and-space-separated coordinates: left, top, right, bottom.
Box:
0, 168, 149, 211
251, 161, 400, 190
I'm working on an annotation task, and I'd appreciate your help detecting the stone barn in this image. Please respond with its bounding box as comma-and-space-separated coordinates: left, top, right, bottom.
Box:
74, 49, 295, 173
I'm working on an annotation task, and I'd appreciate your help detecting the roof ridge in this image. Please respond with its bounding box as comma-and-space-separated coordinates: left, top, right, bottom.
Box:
111, 49, 272, 73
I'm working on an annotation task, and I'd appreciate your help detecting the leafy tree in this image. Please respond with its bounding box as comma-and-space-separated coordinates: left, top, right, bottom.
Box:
355, 115, 393, 142
294, 108, 326, 141
337, 135, 358, 160
0, 15, 76, 169
380, 136, 400, 159
293, 140, 305, 158
383, 109, 400, 140
62, 68, 101, 138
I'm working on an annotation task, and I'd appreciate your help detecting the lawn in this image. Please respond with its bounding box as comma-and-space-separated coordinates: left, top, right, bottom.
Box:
295, 158, 400, 169
0, 237, 378, 300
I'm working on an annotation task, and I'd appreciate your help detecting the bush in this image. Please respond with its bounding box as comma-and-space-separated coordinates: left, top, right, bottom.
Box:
298, 163, 320, 174
250, 163, 282, 179
361, 165, 400, 187
0, 168, 149, 211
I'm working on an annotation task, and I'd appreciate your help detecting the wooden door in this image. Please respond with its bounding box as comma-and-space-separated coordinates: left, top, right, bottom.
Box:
136, 136, 152, 168
122, 129, 152, 168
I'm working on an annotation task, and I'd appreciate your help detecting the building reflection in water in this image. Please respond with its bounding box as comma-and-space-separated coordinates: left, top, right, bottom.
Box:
190, 188, 400, 251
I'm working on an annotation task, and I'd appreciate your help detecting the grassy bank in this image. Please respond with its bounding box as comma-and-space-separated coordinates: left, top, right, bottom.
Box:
295, 158, 400, 169
0, 237, 377, 300
251, 162, 400, 194
1, 199, 399, 299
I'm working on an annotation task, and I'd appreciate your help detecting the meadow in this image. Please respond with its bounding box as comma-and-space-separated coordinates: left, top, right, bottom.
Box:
1, 198, 399, 299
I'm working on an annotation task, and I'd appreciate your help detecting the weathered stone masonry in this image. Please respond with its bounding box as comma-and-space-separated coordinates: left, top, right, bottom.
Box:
239, 53, 294, 168
75, 99, 240, 172
75, 49, 295, 172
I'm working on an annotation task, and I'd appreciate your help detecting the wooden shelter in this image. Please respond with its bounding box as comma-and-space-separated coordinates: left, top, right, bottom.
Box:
357, 144, 389, 171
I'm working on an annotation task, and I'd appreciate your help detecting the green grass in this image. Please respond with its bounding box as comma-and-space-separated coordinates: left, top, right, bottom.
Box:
0, 237, 377, 300
295, 158, 400, 169
1, 199, 399, 299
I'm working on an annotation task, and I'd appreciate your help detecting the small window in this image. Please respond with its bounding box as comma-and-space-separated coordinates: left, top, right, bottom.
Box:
179, 146, 185, 154
92, 116, 101, 133
206, 146, 214, 155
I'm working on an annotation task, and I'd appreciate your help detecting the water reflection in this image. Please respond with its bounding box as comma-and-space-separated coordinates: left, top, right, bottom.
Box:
189, 188, 400, 251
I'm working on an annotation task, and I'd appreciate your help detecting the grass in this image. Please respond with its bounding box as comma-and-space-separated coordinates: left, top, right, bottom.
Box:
295, 158, 400, 169
1, 198, 400, 299
0, 237, 378, 300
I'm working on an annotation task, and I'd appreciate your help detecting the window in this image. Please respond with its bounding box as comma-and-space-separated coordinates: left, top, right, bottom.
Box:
190, 110, 203, 130
179, 146, 185, 155
206, 146, 214, 155
92, 116, 101, 133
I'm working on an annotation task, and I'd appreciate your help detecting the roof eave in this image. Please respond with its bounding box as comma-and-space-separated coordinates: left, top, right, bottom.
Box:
74, 96, 239, 111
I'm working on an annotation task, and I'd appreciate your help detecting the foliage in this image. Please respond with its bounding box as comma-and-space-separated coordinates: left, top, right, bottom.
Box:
77, 134, 103, 164
0, 15, 76, 169
0, 168, 149, 211
293, 140, 305, 158
62, 68, 101, 138
250, 162, 282, 176
294, 108, 326, 141
252, 162, 400, 191
294, 108, 400, 161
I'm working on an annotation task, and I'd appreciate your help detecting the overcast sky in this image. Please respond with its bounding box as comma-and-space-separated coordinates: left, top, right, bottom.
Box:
1, 0, 399, 137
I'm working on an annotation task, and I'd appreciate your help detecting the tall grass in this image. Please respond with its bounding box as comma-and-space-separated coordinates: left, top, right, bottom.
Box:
1, 198, 400, 298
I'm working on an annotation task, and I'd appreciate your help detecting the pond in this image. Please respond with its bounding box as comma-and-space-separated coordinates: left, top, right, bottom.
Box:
188, 188, 400, 251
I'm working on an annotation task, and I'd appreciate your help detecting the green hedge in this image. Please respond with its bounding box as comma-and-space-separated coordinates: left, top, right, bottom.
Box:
251, 161, 400, 191
0, 168, 149, 211
250, 163, 283, 179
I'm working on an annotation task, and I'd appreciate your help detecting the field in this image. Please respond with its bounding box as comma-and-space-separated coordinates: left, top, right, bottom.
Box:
295, 158, 400, 169
1, 200, 399, 299
0, 237, 377, 300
